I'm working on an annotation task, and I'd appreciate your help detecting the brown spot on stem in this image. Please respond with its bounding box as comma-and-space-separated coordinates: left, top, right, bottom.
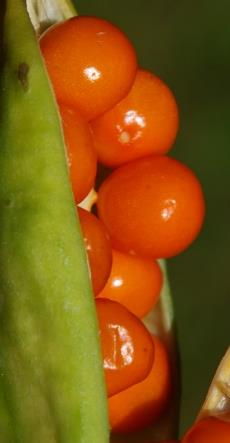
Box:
17, 63, 29, 90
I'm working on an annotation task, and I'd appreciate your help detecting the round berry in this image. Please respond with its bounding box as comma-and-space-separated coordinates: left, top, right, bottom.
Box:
91, 69, 179, 166
40, 16, 137, 120
97, 155, 205, 258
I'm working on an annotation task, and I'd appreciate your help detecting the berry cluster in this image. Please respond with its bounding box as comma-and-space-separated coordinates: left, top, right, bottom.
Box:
40, 15, 205, 436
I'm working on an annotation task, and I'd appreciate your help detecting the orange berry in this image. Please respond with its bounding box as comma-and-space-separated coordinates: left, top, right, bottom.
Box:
77, 207, 112, 295
98, 249, 162, 318
109, 336, 171, 432
91, 69, 179, 166
40, 16, 137, 120
97, 155, 205, 258
96, 299, 154, 397
59, 104, 97, 203
182, 417, 230, 443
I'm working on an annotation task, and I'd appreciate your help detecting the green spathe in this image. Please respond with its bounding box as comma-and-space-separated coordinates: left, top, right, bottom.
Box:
0, 0, 109, 441
26, 0, 76, 34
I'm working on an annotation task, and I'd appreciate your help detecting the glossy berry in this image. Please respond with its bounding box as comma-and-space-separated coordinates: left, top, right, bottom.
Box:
77, 207, 112, 295
59, 104, 97, 203
96, 299, 154, 397
40, 16, 137, 120
182, 417, 230, 443
98, 249, 162, 318
97, 155, 205, 258
109, 336, 171, 432
91, 69, 179, 166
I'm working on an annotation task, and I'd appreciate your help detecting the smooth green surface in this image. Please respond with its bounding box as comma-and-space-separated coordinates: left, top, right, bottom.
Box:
0, 0, 109, 441
76, 0, 230, 435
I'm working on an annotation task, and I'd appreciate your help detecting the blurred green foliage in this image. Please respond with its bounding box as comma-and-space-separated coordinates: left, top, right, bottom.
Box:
75, 0, 230, 435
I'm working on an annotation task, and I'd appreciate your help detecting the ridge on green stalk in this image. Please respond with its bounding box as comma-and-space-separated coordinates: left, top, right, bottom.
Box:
0, 0, 108, 441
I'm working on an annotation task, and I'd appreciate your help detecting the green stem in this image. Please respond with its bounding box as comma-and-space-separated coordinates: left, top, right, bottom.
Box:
0, 0, 109, 441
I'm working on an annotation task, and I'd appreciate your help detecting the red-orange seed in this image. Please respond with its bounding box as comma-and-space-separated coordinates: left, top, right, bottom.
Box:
96, 299, 154, 397
40, 16, 137, 120
98, 249, 162, 318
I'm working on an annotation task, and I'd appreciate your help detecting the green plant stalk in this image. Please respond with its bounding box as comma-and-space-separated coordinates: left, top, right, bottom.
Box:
0, 0, 109, 442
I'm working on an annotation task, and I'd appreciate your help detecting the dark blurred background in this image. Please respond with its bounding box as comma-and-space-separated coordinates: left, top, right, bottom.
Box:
75, 0, 230, 435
